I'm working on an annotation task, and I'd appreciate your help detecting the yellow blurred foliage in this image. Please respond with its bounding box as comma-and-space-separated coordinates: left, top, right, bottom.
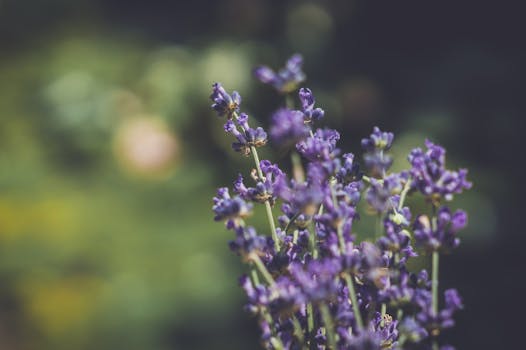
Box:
17, 276, 103, 337
0, 197, 78, 242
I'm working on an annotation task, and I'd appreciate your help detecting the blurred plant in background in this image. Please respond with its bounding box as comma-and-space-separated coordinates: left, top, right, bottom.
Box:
0, 34, 264, 349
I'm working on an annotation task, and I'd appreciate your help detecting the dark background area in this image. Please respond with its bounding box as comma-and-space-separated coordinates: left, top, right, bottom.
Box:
1, 0, 524, 349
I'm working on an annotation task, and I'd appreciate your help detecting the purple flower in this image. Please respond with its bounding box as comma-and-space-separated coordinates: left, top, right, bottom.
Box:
275, 176, 324, 230
212, 187, 253, 226
253, 54, 306, 93
269, 108, 310, 146
210, 82, 241, 118
224, 113, 267, 156
268, 276, 304, 315
370, 312, 399, 349
362, 127, 395, 176
366, 172, 409, 213
379, 268, 427, 309
415, 288, 463, 336
290, 258, 341, 302
414, 206, 467, 253
229, 225, 271, 257
399, 317, 428, 343
336, 153, 361, 184
316, 184, 357, 241
297, 128, 340, 163
240, 275, 269, 314
408, 140, 472, 201
377, 214, 416, 261
344, 331, 383, 350
362, 126, 394, 151
234, 160, 284, 205
299, 88, 324, 122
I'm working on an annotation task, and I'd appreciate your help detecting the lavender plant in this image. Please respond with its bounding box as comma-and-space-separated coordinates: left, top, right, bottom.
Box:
210, 54, 471, 350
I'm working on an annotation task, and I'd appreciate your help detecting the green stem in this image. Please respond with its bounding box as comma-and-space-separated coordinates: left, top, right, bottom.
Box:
362, 175, 383, 184
306, 302, 314, 338
291, 152, 305, 182
398, 178, 412, 211
343, 273, 364, 330
375, 213, 383, 239
293, 229, 299, 244
291, 316, 305, 344
251, 253, 275, 285
250, 145, 280, 251
309, 221, 319, 259
269, 334, 285, 350
284, 212, 300, 234
431, 204, 440, 350
320, 303, 337, 349
430, 204, 439, 317
285, 94, 294, 109
329, 181, 346, 252
432, 251, 439, 316
396, 308, 403, 321
250, 266, 260, 286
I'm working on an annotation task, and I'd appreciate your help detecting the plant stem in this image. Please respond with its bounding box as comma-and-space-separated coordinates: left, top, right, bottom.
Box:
320, 303, 337, 349
362, 175, 383, 184
250, 145, 280, 251
291, 151, 305, 182
375, 213, 383, 239
432, 251, 439, 316
291, 316, 305, 343
309, 221, 319, 259
307, 302, 315, 337
343, 273, 364, 330
269, 335, 285, 350
431, 204, 439, 350
398, 178, 412, 211
250, 266, 260, 286
329, 181, 346, 252
250, 253, 275, 285
396, 308, 403, 321
285, 94, 294, 109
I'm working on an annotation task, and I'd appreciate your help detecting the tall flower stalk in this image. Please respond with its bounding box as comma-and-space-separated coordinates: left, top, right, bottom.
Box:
210, 54, 471, 350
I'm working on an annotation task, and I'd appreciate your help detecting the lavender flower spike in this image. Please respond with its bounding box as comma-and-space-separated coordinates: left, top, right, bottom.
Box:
408, 139, 472, 202
253, 54, 306, 94
213, 187, 253, 227
362, 126, 395, 176
269, 108, 310, 146
224, 113, 268, 156
299, 88, 325, 122
210, 82, 241, 118
414, 206, 467, 253
209, 53, 471, 350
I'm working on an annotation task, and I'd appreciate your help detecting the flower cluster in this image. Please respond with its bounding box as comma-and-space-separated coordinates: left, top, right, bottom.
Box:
210, 54, 471, 350
254, 54, 306, 94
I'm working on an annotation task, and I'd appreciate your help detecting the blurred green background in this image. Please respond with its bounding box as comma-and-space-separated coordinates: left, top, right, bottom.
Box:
0, 1, 523, 349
